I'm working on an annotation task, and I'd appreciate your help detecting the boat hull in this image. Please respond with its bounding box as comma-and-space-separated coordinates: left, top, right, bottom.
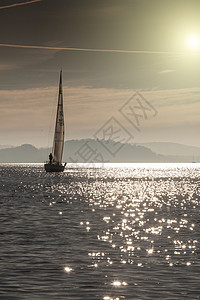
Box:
44, 163, 65, 172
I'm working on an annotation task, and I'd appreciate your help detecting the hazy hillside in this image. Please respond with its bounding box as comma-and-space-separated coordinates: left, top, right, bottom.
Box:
139, 142, 200, 159
0, 145, 13, 150
0, 139, 198, 163
63, 139, 164, 163
0, 144, 44, 163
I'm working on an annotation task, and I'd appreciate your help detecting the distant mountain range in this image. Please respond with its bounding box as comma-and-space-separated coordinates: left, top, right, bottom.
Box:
0, 140, 199, 163
139, 142, 200, 158
0, 145, 13, 150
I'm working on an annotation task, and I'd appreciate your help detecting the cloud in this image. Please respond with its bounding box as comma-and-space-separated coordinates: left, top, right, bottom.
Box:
0, 63, 18, 70
0, 86, 199, 147
0, 43, 185, 55
0, 0, 42, 10
159, 69, 175, 74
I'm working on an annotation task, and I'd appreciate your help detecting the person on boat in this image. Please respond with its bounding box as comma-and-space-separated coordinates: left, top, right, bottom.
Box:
49, 153, 53, 164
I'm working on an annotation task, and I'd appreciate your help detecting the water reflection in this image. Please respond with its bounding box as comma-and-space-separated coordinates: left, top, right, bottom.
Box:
111, 280, 127, 286
1, 163, 199, 299
64, 266, 72, 272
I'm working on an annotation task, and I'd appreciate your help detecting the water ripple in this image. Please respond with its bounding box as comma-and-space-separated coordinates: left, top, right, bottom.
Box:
0, 163, 199, 299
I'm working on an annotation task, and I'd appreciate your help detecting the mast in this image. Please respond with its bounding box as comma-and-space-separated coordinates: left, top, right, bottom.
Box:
52, 70, 64, 164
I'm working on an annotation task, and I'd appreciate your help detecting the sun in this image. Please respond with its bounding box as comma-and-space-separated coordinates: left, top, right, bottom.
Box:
186, 34, 199, 50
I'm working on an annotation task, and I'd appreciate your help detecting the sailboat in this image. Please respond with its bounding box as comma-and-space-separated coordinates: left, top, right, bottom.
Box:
44, 70, 66, 172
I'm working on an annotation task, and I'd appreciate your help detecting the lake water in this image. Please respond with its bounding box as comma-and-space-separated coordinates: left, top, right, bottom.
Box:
0, 163, 199, 299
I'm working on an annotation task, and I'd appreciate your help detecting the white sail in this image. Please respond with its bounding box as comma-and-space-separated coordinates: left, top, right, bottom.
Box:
52, 70, 64, 164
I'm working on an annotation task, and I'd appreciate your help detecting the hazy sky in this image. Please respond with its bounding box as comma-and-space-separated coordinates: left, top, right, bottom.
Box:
0, 0, 200, 147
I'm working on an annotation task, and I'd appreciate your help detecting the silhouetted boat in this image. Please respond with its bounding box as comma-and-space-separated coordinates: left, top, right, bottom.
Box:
44, 70, 66, 172
192, 156, 196, 163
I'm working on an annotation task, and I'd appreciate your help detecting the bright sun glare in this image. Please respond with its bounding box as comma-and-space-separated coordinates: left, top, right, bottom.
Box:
187, 34, 199, 50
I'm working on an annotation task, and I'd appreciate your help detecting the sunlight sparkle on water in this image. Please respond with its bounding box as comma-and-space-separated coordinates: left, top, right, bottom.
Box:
147, 248, 154, 254
64, 266, 72, 273
103, 297, 120, 300
111, 280, 127, 287
41, 164, 199, 294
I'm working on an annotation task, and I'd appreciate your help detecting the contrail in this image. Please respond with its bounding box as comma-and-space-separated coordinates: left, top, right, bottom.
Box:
0, 43, 182, 55
0, 0, 42, 10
